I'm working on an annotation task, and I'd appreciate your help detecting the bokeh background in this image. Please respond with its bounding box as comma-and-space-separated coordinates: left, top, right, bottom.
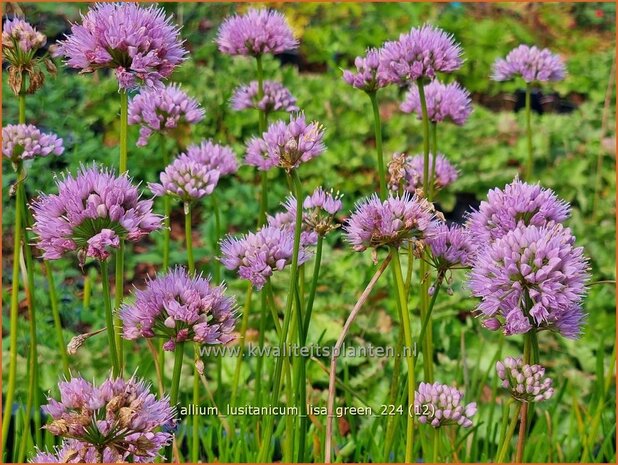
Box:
2, 2, 616, 462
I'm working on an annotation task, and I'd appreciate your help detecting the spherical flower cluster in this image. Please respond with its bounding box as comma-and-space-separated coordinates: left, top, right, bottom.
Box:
469, 223, 588, 338
149, 155, 220, 202
220, 225, 312, 289
129, 83, 205, 146
344, 193, 435, 252
401, 153, 458, 193
492, 45, 566, 83
426, 224, 475, 270
342, 48, 389, 92
32, 165, 162, 263
380, 24, 463, 85
2, 124, 64, 164
56, 3, 186, 89
496, 357, 554, 403
231, 80, 298, 114
467, 179, 571, 246
184, 140, 238, 177
42, 376, 174, 462
303, 186, 344, 235
216, 8, 298, 57
414, 382, 477, 428
401, 80, 472, 125
120, 267, 236, 350
2, 18, 46, 53
245, 114, 326, 171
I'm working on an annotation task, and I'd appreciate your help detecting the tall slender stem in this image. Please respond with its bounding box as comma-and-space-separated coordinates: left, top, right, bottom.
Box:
429, 122, 438, 200
432, 428, 440, 462
119, 90, 128, 173
255, 55, 269, 226
211, 193, 222, 282
167, 342, 185, 462
515, 331, 534, 462
161, 135, 171, 271
100, 260, 121, 376
184, 202, 195, 274
414, 273, 444, 364
231, 283, 254, 408
417, 81, 431, 193
303, 235, 323, 342
325, 254, 392, 463
496, 401, 523, 463
18, 93, 25, 123
391, 249, 416, 463
45, 261, 70, 377
525, 83, 533, 180
368, 91, 387, 199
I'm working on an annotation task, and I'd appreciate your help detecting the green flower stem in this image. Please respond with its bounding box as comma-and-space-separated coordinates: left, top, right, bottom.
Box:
184, 202, 195, 275
211, 193, 222, 282
432, 428, 440, 462
19, 92, 25, 123
515, 331, 534, 462
167, 341, 185, 462
45, 261, 70, 377
303, 235, 323, 336
161, 135, 171, 271
231, 283, 254, 408
429, 122, 438, 200
255, 291, 268, 405
256, 54, 269, 226
119, 90, 129, 173
496, 401, 522, 463
391, 248, 416, 463
525, 83, 533, 180
99, 260, 121, 377
192, 347, 200, 462
368, 91, 387, 199
413, 272, 444, 364
258, 170, 303, 463
417, 79, 434, 382
1, 168, 23, 454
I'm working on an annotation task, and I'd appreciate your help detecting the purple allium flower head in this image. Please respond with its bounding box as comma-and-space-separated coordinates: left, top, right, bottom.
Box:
379, 24, 463, 85
399, 153, 458, 193
401, 80, 472, 125
32, 165, 162, 263
31, 439, 107, 463
496, 357, 554, 403
342, 48, 390, 92
148, 155, 221, 202
492, 45, 566, 83
2, 18, 46, 53
344, 193, 436, 252
120, 267, 236, 349
231, 80, 298, 114
129, 83, 205, 146
42, 376, 174, 462
415, 382, 477, 428
245, 114, 326, 171
86, 228, 120, 262
216, 8, 298, 57
2, 124, 64, 164
426, 223, 475, 270
55, 3, 186, 89
267, 197, 318, 247
220, 225, 312, 289
467, 179, 571, 246
184, 140, 238, 177
469, 223, 589, 338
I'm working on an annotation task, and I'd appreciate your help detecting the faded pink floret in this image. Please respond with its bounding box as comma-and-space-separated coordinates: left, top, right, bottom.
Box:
426, 223, 475, 270
129, 83, 204, 146
400, 153, 458, 193
492, 45, 566, 83
469, 223, 588, 338
2, 124, 64, 163
401, 80, 472, 125
220, 225, 312, 289
55, 3, 186, 89
342, 48, 390, 92
496, 357, 554, 403
149, 154, 221, 202
380, 24, 463, 84
3, 18, 46, 52
41, 376, 174, 463
231, 80, 298, 114
86, 228, 119, 261
415, 382, 476, 428
184, 140, 238, 177
31, 164, 162, 262
216, 8, 298, 57
344, 193, 436, 252
120, 267, 236, 349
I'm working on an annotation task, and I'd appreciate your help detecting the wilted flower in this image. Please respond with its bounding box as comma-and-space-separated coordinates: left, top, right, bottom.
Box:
387, 152, 408, 192
231, 80, 298, 114
55, 3, 186, 89
31, 440, 101, 463
469, 223, 588, 338
149, 155, 220, 202
129, 83, 205, 146
401, 80, 472, 125
342, 48, 389, 92
2, 124, 64, 164
467, 179, 570, 246
120, 267, 236, 350
32, 165, 162, 263
496, 357, 554, 403
492, 45, 566, 83
344, 193, 435, 252
414, 382, 476, 428
220, 225, 312, 289
245, 114, 326, 171
42, 376, 174, 462
3, 18, 46, 53
380, 24, 463, 85
427, 223, 475, 270
216, 8, 298, 57
400, 153, 458, 193
184, 140, 238, 177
